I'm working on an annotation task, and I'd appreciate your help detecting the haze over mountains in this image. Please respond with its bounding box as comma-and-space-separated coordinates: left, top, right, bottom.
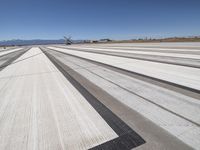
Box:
0, 39, 67, 46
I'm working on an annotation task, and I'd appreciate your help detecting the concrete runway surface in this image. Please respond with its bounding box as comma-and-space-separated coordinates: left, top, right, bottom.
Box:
0, 43, 200, 150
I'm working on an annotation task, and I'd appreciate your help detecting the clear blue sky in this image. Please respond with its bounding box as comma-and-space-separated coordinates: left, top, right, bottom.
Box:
0, 0, 200, 40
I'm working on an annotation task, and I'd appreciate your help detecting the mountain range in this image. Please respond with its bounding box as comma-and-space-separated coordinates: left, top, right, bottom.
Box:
0, 39, 72, 46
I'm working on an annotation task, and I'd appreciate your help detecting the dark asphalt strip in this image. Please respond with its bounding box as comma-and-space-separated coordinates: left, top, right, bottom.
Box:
45, 47, 200, 99
0, 48, 29, 72
54, 46, 200, 69
42, 49, 145, 150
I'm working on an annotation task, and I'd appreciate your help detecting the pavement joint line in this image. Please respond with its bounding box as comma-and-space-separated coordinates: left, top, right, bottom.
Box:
42, 48, 146, 150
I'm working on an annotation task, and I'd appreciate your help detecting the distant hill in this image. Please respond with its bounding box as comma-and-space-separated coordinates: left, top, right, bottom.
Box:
0, 39, 67, 46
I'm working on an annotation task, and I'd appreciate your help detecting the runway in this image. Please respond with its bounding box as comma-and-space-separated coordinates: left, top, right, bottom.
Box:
0, 43, 200, 149
47, 46, 200, 92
